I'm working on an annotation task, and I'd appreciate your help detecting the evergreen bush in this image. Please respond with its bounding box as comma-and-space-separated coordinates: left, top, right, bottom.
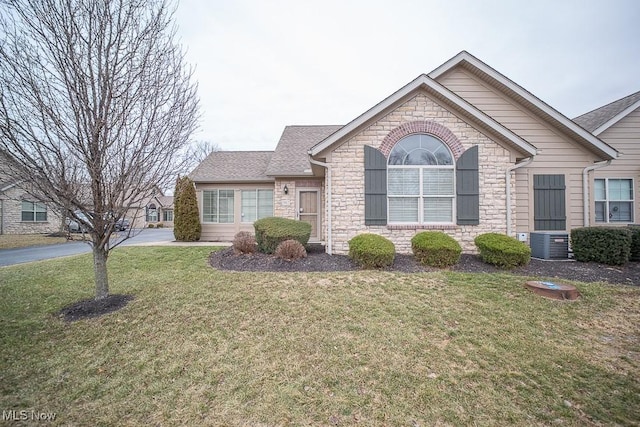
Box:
173, 176, 201, 241
571, 227, 631, 265
348, 233, 395, 269
474, 233, 531, 269
411, 231, 461, 268
629, 225, 640, 262
254, 217, 311, 254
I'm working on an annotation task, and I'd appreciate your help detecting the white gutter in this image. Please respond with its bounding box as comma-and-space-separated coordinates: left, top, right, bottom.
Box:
582, 160, 612, 227
308, 157, 332, 255
506, 157, 534, 236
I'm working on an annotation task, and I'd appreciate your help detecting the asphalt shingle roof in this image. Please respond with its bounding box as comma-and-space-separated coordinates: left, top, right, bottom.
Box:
189, 151, 274, 183
573, 90, 640, 132
265, 125, 343, 176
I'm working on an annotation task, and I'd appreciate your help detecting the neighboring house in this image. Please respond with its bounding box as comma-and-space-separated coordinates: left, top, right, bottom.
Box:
191, 51, 636, 255
0, 163, 63, 235
126, 191, 175, 229
573, 91, 640, 226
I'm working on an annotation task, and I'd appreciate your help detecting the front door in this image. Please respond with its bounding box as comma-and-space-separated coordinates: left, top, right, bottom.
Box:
298, 189, 320, 241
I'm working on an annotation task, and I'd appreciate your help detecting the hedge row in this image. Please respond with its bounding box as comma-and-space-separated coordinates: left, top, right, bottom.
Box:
571, 226, 635, 266
347, 231, 529, 270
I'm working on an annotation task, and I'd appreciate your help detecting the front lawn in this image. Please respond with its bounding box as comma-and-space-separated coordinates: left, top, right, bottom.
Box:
0, 247, 638, 425
0, 233, 67, 249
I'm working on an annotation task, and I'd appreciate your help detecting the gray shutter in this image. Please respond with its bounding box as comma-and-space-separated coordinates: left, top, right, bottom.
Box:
456, 146, 479, 225
533, 174, 566, 230
364, 145, 387, 225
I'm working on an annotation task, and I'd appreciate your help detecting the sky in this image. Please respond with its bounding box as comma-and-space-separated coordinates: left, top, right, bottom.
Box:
174, 0, 640, 152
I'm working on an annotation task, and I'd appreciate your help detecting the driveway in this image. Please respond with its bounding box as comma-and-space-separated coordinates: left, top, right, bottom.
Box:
0, 228, 225, 267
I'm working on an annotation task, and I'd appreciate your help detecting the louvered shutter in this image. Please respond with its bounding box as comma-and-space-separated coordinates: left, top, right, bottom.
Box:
364, 145, 387, 225
456, 146, 479, 225
533, 174, 566, 230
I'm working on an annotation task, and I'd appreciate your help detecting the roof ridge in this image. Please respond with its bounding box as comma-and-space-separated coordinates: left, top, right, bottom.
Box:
284, 124, 344, 128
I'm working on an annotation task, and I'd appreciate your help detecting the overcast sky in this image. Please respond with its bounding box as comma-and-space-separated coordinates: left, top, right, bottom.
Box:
174, 0, 640, 152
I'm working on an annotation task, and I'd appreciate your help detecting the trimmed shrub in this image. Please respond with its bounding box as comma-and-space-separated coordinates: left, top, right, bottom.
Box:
571, 227, 632, 265
147, 223, 155, 228
254, 217, 312, 254
474, 233, 531, 269
233, 231, 256, 254
629, 225, 640, 262
156, 222, 164, 228
348, 233, 395, 269
173, 176, 201, 241
275, 239, 307, 261
411, 231, 461, 268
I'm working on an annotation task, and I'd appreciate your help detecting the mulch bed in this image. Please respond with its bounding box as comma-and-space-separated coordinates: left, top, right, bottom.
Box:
58, 294, 134, 322
210, 246, 640, 286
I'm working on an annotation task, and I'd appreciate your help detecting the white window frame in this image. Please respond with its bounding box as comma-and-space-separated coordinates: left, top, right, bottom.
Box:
387, 135, 455, 225
202, 189, 235, 224
163, 209, 174, 222
240, 189, 274, 223
21, 200, 47, 222
594, 178, 635, 223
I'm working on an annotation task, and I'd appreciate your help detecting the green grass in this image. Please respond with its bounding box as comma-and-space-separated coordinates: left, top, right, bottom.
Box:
0, 233, 67, 249
1, 247, 638, 426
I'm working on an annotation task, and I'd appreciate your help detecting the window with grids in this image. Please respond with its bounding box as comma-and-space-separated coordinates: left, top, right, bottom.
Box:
594, 178, 634, 223
203, 190, 234, 223
387, 134, 454, 223
163, 209, 173, 222
241, 189, 273, 223
21, 201, 47, 222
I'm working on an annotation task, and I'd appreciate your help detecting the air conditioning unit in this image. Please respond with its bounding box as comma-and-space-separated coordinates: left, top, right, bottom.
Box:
529, 232, 569, 260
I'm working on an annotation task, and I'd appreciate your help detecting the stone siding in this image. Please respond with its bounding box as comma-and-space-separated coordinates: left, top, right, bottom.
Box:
328, 92, 514, 254
0, 187, 63, 234
274, 178, 325, 241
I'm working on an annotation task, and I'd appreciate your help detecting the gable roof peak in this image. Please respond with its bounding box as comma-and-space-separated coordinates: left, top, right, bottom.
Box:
573, 90, 640, 134
309, 70, 537, 157
429, 51, 618, 160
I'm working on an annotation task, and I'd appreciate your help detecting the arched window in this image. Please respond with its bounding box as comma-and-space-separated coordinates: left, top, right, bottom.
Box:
146, 203, 158, 222
387, 134, 455, 223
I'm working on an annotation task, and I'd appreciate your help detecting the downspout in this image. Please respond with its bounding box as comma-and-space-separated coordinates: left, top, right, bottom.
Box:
506, 156, 534, 236
582, 160, 612, 227
308, 157, 332, 255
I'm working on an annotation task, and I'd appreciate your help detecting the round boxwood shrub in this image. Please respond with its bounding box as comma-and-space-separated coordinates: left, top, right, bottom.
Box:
474, 232, 531, 269
348, 233, 395, 269
411, 231, 461, 268
254, 217, 312, 254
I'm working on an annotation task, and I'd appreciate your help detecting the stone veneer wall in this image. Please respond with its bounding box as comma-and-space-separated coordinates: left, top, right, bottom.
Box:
0, 187, 62, 234
329, 92, 514, 254
274, 178, 325, 241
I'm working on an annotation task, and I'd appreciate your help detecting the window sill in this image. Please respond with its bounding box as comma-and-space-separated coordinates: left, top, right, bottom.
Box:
387, 224, 456, 230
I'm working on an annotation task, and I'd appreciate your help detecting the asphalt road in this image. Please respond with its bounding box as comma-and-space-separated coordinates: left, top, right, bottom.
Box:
0, 228, 180, 267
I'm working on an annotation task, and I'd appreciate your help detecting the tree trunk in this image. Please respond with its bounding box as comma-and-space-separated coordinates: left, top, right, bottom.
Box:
92, 244, 109, 301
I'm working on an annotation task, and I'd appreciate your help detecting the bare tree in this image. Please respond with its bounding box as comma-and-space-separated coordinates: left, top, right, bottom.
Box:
187, 139, 220, 171
0, 0, 199, 301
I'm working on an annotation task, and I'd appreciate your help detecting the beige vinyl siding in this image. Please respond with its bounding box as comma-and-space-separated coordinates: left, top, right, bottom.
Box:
594, 107, 640, 224
438, 68, 605, 233
196, 183, 274, 241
